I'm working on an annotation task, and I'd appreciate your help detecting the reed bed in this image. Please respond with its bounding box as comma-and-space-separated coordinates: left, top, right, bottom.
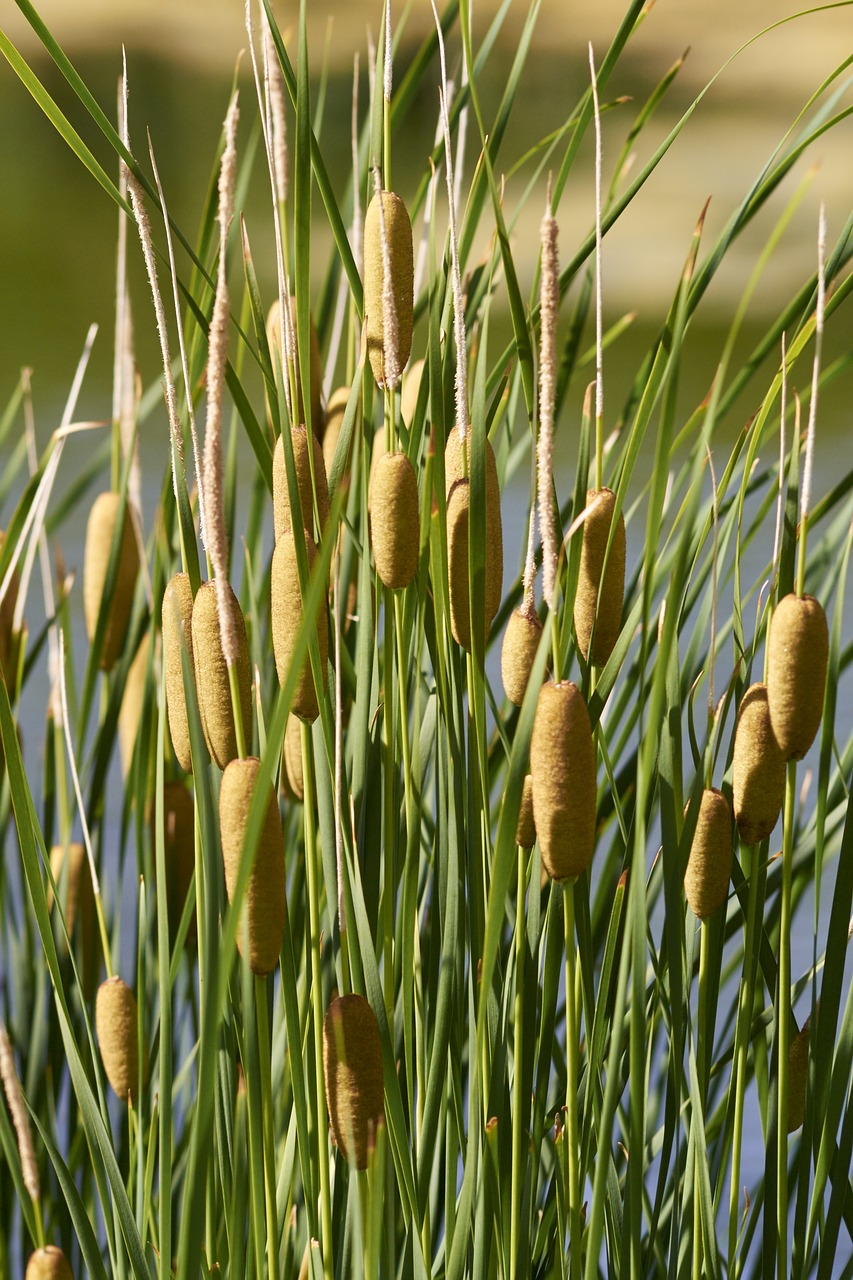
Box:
0, 2, 852, 1278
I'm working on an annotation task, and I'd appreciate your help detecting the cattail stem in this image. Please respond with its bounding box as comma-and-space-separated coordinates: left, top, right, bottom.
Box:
588, 44, 604, 494
382, 601, 396, 1020
255, 976, 281, 1280
796, 204, 826, 598
510, 843, 527, 1280
382, 0, 392, 191
228, 661, 248, 761
777, 760, 796, 1277
564, 882, 581, 1280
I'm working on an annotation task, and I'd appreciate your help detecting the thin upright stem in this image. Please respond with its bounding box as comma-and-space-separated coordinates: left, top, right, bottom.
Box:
777, 761, 796, 1278
255, 976, 281, 1280
564, 883, 581, 1280
510, 843, 527, 1280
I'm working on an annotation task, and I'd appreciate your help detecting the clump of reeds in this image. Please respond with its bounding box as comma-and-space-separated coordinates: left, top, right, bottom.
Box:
219, 756, 285, 976
271, 529, 328, 722
369, 451, 419, 589
323, 993, 385, 1169
732, 682, 786, 844
162, 572, 195, 772
273, 425, 330, 542
767, 592, 828, 759
530, 682, 596, 880
574, 488, 626, 666
191, 580, 253, 769
96, 975, 146, 1104
684, 788, 732, 919
266, 296, 324, 436
83, 492, 139, 670
364, 189, 414, 388
25, 1248, 74, 1280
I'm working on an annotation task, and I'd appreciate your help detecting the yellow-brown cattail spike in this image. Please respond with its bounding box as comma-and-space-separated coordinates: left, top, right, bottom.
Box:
515, 775, 536, 850
155, 782, 196, 943
364, 190, 414, 388
501, 606, 544, 707
400, 358, 424, 425
271, 529, 328, 721
118, 633, 150, 778
266, 297, 324, 437
787, 1016, 811, 1133
25, 1248, 74, 1280
83, 492, 139, 671
191, 581, 252, 769
530, 682, 596, 881
732, 683, 786, 844
162, 573, 195, 773
281, 713, 305, 801
323, 993, 385, 1170
574, 487, 626, 667
322, 386, 351, 477
273, 426, 330, 543
49, 843, 97, 997
445, 431, 503, 622
369, 452, 419, 590
96, 975, 146, 1104
767, 592, 828, 760
219, 756, 286, 976
684, 788, 732, 919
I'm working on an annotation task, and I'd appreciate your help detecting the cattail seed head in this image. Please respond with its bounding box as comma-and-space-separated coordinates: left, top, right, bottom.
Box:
501, 607, 544, 707
281, 713, 305, 801
154, 782, 196, 944
191, 581, 253, 769
49, 842, 97, 996
323, 993, 385, 1170
271, 529, 329, 722
364, 191, 414, 388
25, 1248, 74, 1280
400, 358, 425, 425
219, 756, 286, 976
322, 386, 351, 476
767, 592, 828, 759
787, 1017, 811, 1133
515, 775, 536, 850
445, 430, 503, 618
273, 426, 331, 543
0, 1022, 39, 1203
266, 297, 324, 438
732, 683, 786, 845
96, 976, 146, 1104
162, 573, 195, 773
684, 788, 732, 919
574, 487, 626, 667
118, 633, 150, 778
530, 681, 596, 881
369, 451, 419, 590
83, 492, 139, 671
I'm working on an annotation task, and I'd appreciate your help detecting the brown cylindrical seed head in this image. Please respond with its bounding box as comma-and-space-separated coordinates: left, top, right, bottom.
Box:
162, 573, 195, 773
684, 788, 732, 919
271, 529, 329, 722
83, 492, 139, 671
322, 386, 351, 476
118, 633, 150, 778
787, 1018, 811, 1133
219, 757, 286, 976
732, 683, 786, 845
323, 993, 385, 1170
25, 1247, 74, 1280
364, 191, 414, 387
266, 297, 324, 438
281, 713, 305, 801
445, 432, 503, 617
501, 607, 544, 707
49, 842, 97, 997
400, 358, 425, 426
369, 452, 419, 590
191, 581, 253, 770
273, 426, 331, 543
530, 682, 596, 881
574, 487, 626, 667
154, 782, 196, 944
515, 775, 536, 850
96, 976, 146, 1104
767, 592, 828, 760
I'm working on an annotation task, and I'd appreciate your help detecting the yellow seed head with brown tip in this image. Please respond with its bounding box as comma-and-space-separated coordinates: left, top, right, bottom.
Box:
273, 426, 330, 544
574, 487, 625, 667
281, 713, 305, 802
732, 682, 786, 845
219, 756, 286, 976
83, 492, 139, 671
118, 633, 150, 778
369, 451, 419, 590
767, 592, 828, 760
162, 573, 195, 773
266, 296, 324, 438
787, 1017, 811, 1133
191, 580, 252, 770
530, 681, 596, 881
271, 529, 329, 722
684, 788, 732, 919
25, 1247, 74, 1280
153, 782, 196, 944
501, 607, 544, 707
96, 975, 146, 1104
49, 842, 97, 997
323, 993, 385, 1170
322, 386, 351, 476
515, 775, 537, 850
364, 191, 414, 387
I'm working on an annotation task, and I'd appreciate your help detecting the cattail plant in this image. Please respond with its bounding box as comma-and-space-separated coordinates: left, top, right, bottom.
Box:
154, 781, 196, 943
766, 592, 828, 759
515, 774, 536, 850
191, 581, 253, 769
82, 491, 139, 670
219, 756, 286, 976
49, 842, 97, 996
162, 572, 195, 772
273, 425, 330, 542
323, 993, 385, 1169
266, 296, 324, 436
445, 431, 503, 652
574, 488, 626, 666
322, 385, 351, 475
732, 682, 786, 843
95, 975, 146, 1104
530, 681, 596, 881
271, 529, 329, 722
364, 187, 413, 389
0, 527, 20, 687
118, 632, 150, 777
502, 505, 544, 706
281, 712, 305, 801
369, 451, 419, 589
25, 1248, 74, 1280
0, 1022, 41, 1236
400, 357, 424, 425
684, 788, 733, 919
